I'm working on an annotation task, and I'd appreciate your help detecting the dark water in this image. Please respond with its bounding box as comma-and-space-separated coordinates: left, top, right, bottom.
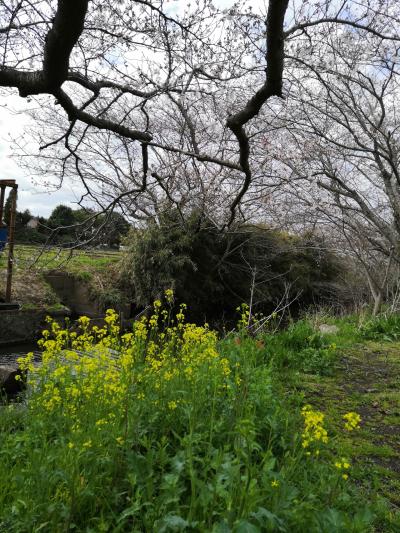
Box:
0, 342, 39, 364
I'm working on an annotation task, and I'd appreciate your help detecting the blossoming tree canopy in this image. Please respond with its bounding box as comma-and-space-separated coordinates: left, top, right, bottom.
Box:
0, 1, 399, 228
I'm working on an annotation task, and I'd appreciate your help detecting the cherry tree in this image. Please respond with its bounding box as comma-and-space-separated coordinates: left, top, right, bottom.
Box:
261, 25, 400, 313
0, 0, 399, 237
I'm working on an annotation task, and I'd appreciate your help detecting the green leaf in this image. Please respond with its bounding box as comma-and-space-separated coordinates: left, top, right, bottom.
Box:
212, 521, 231, 533
250, 507, 286, 531
157, 514, 190, 532
234, 520, 261, 533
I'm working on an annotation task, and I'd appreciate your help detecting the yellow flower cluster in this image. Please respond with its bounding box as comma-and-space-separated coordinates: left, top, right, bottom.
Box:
17, 290, 233, 450
300, 405, 361, 482
334, 459, 351, 470
17, 351, 34, 373
334, 458, 351, 480
236, 303, 250, 329
164, 288, 174, 304
343, 412, 361, 431
301, 405, 328, 449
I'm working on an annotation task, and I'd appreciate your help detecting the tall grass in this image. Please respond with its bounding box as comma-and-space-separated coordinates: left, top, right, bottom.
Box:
261, 320, 339, 375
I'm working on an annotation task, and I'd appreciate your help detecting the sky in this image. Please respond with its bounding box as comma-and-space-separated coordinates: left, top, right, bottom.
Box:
0, 94, 83, 217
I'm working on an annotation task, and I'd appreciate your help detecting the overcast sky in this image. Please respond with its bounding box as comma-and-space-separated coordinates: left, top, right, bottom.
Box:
0, 95, 85, 217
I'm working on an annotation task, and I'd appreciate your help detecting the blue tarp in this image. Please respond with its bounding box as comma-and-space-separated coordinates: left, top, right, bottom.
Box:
0, 226, 8, 252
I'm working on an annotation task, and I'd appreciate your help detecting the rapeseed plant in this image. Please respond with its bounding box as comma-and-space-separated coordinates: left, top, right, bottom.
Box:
0, 293, 372, 532
301, 404, 329, 449
343, 411, 362, 431
301, 404, 361, 485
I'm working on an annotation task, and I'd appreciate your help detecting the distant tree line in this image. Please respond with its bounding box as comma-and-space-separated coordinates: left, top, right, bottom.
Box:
3, 195, 130, 248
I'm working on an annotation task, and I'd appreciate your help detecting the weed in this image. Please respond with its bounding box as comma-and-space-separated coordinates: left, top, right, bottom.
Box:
262, 320, 338, 375
360, 313, 400, 341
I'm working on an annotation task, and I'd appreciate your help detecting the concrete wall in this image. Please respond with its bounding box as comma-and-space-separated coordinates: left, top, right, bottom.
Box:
0, 272, 132, 345
45, 272, 103, 317
0, 307, 70, 346
45, 271, 131, 319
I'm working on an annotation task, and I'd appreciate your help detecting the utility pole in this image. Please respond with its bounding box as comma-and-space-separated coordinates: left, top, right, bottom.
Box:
0, 179, 18, 303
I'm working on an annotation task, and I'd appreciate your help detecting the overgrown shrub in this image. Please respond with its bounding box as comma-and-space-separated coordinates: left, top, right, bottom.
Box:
119, 209, 341, 325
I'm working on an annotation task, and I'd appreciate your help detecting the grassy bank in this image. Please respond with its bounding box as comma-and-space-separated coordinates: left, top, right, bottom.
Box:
0, 300, 399, 531
0, 244, 121, 307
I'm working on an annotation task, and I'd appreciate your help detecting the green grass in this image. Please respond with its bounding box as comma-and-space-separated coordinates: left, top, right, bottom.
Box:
279, 331, 400, 530
0, 244, 120, 273
0, 244, 121, 306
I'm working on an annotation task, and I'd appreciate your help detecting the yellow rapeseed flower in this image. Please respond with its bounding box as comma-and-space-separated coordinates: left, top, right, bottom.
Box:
165, 288, 174, 304
343, 412, 361, 431
301, 405, 328, 449
18, 300, 236, 465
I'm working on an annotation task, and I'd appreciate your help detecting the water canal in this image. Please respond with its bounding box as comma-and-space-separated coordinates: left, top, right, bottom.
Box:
0, 341, 39, 364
